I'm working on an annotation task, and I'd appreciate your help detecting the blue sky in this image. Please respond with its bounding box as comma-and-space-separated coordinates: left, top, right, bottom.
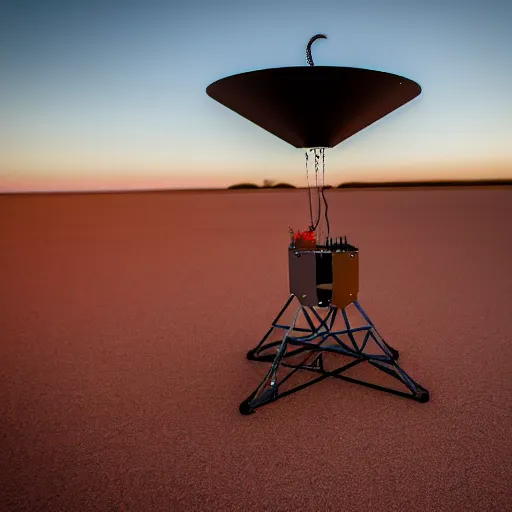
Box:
1, 0, 511, 191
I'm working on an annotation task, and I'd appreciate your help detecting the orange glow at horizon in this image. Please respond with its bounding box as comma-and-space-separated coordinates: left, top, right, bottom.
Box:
1, 159, 511, 194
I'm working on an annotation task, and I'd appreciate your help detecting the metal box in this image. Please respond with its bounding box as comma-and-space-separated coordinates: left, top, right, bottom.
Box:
288, 244, 359, 309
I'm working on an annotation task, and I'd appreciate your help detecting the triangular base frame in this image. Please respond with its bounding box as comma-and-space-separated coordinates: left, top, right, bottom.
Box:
240, 295, 430, 415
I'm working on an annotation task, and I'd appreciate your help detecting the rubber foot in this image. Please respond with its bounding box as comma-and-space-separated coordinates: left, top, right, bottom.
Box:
416, 389, 430, 403
246, 350, 257, 360
239, 400, 256, 415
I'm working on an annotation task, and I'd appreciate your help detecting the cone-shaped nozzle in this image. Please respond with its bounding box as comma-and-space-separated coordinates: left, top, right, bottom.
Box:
206, 66, 421, 149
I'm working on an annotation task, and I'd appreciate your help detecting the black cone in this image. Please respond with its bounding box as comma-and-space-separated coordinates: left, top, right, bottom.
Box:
206, 66, 421, 149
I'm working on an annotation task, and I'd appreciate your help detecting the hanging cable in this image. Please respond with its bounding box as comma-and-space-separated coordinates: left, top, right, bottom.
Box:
311, 149, 322, 231
305, 151, 314, 230
314, 150, 319, 220
320, 148, 330, 237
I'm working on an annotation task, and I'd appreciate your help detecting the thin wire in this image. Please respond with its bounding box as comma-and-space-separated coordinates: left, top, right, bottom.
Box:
312, 149, 322, 231
314, 150, 320, 228
321, 148, 330, 237
321, 148, 325, 188
305, 151, 314, 230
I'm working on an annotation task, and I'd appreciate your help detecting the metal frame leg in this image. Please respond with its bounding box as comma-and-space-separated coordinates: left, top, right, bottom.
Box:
240, 297, 430, 415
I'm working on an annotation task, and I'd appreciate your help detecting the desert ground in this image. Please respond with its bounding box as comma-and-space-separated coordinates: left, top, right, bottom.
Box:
1, 187, 511, 512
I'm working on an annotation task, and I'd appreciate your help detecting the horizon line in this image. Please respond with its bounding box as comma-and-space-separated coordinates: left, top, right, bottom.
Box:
2, 178, 512, 196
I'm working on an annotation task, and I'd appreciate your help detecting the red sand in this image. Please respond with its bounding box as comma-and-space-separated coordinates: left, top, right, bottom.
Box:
1, 188, 511, 512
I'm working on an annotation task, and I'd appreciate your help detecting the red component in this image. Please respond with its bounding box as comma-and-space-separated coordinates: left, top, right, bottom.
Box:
293, 230, 316, 243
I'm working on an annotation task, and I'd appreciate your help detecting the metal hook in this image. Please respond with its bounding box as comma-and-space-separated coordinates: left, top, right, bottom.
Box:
306, 34, 327, 67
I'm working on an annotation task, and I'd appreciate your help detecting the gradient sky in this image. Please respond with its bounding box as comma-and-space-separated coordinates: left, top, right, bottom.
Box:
1, 0, 511, 192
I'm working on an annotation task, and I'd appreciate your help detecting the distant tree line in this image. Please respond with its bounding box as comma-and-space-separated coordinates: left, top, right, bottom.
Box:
227, 179, 512, 190
336, 179, 512, 188
227, 179, 297, 190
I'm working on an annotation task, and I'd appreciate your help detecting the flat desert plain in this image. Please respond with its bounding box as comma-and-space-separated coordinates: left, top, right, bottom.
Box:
1, 187, 511, 512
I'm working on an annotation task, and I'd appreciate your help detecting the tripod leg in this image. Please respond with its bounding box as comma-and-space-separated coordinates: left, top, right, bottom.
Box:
240, 335, 290, 415
241, 306, 310, 414
246, 295, 296, 361
353, 300, 400, 360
